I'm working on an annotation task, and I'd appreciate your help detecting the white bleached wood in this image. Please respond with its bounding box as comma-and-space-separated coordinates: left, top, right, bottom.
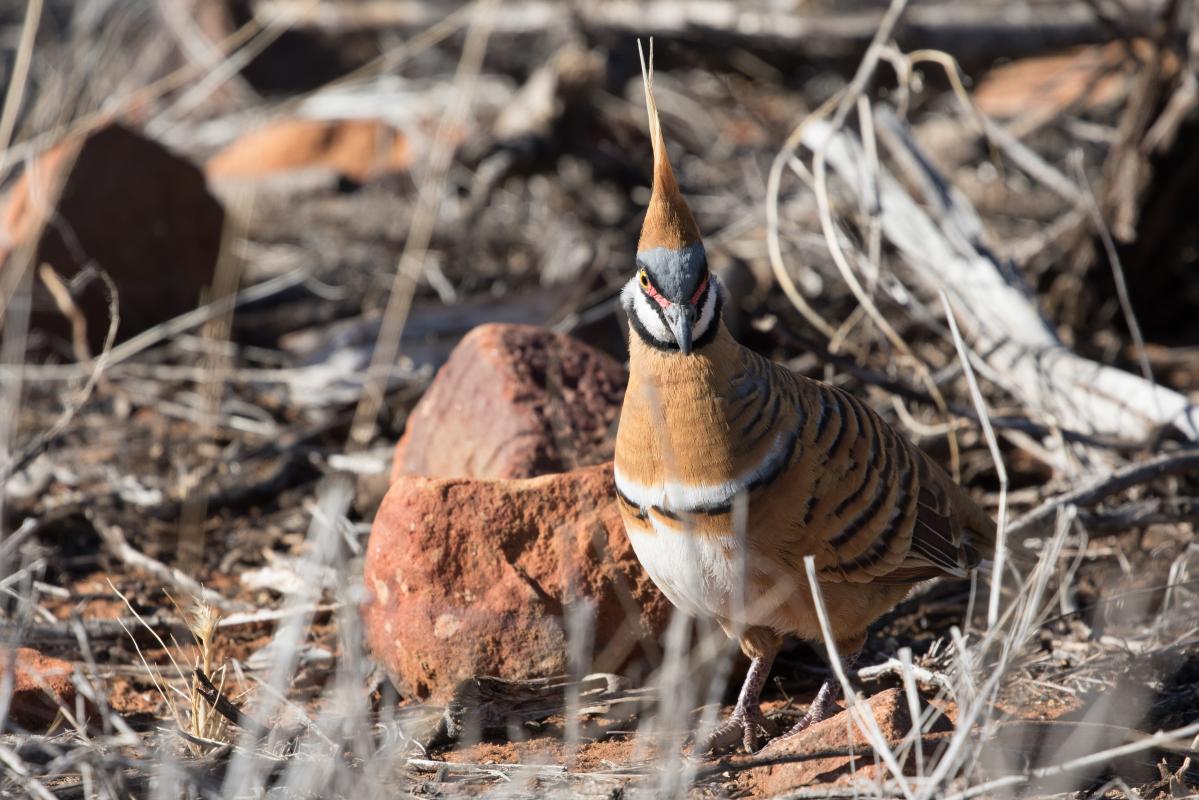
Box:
801, 109, 1198, 446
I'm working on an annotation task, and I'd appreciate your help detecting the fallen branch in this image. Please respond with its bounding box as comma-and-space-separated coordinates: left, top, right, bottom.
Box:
1008, 448, 1199, 536
406, 758, 566, 776
858, 658, 955, 695
0, 613, 179, 644
256, 0, 1168, 63
1077, 496, 1199, 531
801, 107, 1199, 447
405, 756, 636, 797
90, 514, 248, 612
193, 668, 272, 739
146, 450, 310, 521
775, 326, 1125, 448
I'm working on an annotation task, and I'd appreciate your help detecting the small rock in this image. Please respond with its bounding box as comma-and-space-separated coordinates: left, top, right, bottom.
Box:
391, 323, 627, 483
207, 118, 409, 182
973, 42, 1154, 121
752, 688, 953, 794
0, 123, 224, 350
1141, 523, 1187, 552
0, 648, 77, 732
361, 462, 669, 701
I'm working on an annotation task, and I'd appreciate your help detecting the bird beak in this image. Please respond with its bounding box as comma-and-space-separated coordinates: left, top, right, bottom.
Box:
665, 303, 695, 355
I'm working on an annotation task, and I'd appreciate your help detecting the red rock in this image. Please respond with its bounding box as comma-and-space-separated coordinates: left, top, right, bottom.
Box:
362, 462, 669, 701
0, 123, 224, 350
391, 323, 626, 483
207, 118, 409, 182
751, 688, 953, 793
974, 41, 1174, 121
0, 648, 77, 732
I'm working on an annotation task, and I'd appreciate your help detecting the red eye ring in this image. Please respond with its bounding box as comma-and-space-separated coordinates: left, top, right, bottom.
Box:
640, 272, 670, 309
639, 270, 708, 309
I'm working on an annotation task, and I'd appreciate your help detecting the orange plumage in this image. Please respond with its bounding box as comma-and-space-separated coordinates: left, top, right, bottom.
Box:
614, 42, 995, 754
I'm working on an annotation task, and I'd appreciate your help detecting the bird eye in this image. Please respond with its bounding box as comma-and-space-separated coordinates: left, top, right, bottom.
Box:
638, 270, 650, 290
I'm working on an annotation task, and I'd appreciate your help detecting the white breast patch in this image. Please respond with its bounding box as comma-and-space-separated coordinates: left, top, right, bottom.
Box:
624, 520, 738, 618
623, 517, 788, 630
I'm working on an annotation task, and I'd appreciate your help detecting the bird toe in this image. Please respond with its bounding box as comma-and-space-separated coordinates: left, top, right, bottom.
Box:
776, 698, 839, 742
694, 708, 776, 756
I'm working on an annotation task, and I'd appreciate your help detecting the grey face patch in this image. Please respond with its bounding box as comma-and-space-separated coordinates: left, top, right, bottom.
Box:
636, 241, 708, 303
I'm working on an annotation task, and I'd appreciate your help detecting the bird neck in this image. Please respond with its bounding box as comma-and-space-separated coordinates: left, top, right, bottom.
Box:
624, 320, 744, 429
618, 321, 743, 494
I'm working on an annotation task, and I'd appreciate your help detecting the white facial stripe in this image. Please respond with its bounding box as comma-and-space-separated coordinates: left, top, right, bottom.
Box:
614, 428, 795, 512
624, 276, 672, 344
691, 279, 717, 343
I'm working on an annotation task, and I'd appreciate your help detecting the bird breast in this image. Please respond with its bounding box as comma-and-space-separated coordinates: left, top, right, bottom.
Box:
613, 329, 795, 625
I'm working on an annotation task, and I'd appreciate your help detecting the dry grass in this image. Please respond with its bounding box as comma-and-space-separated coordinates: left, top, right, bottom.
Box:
2, 1, 1198, 798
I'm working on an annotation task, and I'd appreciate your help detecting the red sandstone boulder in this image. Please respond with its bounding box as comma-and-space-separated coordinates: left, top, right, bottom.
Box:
0, 648, 77, 732
391, 323, 626, 483
973, 43, 1152, 121
751, 688, 953, 793
0, 123, 224, 351
362, 462, 669, 701
207, 118, 410, 182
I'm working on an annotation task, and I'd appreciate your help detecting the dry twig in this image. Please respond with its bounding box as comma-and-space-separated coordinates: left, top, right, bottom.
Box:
1008, 448, 1199, 537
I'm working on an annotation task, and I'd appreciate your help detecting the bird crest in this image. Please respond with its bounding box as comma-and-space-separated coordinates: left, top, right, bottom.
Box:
637, 40, 702, 255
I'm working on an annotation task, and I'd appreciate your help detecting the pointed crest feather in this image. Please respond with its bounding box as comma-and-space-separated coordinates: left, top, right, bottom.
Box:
637, 39, 702, 253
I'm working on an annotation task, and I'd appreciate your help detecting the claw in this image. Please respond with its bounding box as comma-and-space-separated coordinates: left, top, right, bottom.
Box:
695, 707, 777, 756
775, 678, 842, 742
694, 645, 780, 756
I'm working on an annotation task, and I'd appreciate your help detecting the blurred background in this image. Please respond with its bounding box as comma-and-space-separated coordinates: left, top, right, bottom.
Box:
1, 0, 1198, 797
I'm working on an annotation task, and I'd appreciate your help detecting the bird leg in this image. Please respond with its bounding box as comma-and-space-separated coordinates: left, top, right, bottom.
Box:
779, 649, 860, 739
694, 649, 778, 755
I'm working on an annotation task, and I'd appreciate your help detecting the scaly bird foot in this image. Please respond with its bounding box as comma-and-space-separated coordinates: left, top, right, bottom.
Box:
695, 706, 777, 756
776, 679, 842, 741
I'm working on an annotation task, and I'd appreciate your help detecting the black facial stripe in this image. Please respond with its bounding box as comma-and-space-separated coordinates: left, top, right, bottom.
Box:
627, 304, 676, 352
692, 289, 721, 350
650, 296, 671, 330
626, 277, 722, 353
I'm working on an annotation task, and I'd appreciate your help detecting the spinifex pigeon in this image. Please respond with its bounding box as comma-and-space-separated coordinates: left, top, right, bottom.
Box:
614, 45, 996, 755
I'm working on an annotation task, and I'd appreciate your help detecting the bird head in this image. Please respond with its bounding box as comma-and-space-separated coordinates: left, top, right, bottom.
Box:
622, 41, 721, 356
